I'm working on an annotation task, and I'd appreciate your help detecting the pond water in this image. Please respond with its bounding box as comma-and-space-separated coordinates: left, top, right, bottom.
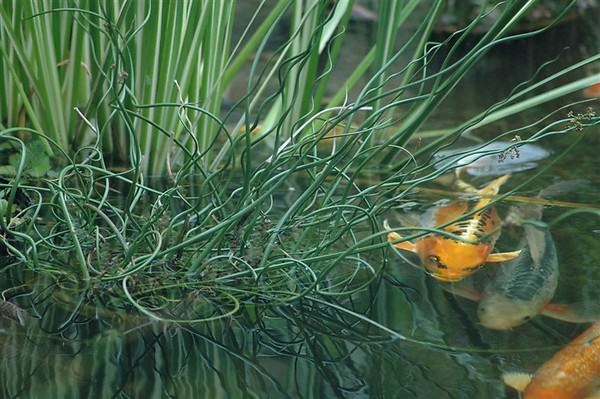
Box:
2, 5, 600, 399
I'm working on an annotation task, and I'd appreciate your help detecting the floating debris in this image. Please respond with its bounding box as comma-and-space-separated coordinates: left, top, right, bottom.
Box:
433, 141, 551, 176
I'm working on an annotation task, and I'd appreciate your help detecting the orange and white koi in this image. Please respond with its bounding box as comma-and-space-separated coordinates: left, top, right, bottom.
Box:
504, 320, 600, 399
387, 175, 520, 282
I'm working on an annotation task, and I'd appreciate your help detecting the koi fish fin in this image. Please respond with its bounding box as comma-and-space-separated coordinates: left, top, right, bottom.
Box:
542, 302, 600, 323
486, 249, 521, 263
502, 371, 532, 392
453, 176, 478, 193
475, 174, 511, 206
478, 174, 510, 196
383, 220, 417, 252
584, 81, 600, 98
523, 226, 547, 265
434, 173, 473, 191
387, 232, 416, 252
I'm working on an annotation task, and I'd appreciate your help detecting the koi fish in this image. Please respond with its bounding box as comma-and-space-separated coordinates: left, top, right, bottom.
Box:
442, 279, 596, 330
503, 320, 600, 399
387, 175, 520, 282
477, 180, 597, 329
444, 181, 596, 329
584, 82, 600, 98
476, 195, 558, 329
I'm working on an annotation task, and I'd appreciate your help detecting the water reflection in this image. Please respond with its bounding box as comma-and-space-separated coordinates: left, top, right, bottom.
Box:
2, 195, 600, 399
0, 282, 390, 398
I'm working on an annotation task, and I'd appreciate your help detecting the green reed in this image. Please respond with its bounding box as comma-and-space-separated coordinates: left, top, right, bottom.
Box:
0, 0, 598, 335
1, 106, 597, 327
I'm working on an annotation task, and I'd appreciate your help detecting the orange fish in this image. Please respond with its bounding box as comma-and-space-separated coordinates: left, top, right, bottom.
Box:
387, 175, 520, 282
584, 82, 600, 98
503, 320, 600, 399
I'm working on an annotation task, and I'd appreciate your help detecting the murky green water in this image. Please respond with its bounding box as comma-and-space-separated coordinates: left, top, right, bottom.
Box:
2, 6, 600, 399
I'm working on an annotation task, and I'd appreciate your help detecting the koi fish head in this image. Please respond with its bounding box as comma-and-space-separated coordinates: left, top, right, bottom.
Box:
415, 236, 492, 282
477, 294, 541, 330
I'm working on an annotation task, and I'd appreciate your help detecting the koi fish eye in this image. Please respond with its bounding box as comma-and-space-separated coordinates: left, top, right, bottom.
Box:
428, 255, 440, 264
522, 315, 532, 321
428, 255, 448, 269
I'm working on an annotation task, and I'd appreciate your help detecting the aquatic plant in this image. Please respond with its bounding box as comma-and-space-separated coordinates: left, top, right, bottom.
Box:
1, 1, 597, 172
0, 0, 599, 374
1, 0, 600, 397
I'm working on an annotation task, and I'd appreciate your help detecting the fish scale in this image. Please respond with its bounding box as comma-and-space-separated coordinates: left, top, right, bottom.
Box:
477, 187, 566, 330
521, 320, 600, 398
491, 232, 557, 302
445, 206, 498, 243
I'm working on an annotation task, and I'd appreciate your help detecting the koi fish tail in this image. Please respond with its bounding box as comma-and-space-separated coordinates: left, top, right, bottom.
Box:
478, 175, 510, 202
387, 232, 416, 252
452, 170, 478, 193
502, 372, 532, 392
475, 174, 510, 207
486, 250, 521, 262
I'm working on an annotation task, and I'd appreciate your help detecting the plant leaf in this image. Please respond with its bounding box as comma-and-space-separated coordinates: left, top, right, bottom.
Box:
8, 141, 50, 178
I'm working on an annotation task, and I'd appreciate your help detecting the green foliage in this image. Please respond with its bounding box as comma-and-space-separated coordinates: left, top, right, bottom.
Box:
8, 141, 51, 177
0, 0, 598, 342
0, 0, 594, 176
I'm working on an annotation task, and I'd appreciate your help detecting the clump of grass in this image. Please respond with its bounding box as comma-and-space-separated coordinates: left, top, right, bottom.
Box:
1, 104, 598, 331
0, 1, 598, 337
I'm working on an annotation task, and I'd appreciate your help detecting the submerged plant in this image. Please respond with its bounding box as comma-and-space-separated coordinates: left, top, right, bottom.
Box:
0, 0, 598, 365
